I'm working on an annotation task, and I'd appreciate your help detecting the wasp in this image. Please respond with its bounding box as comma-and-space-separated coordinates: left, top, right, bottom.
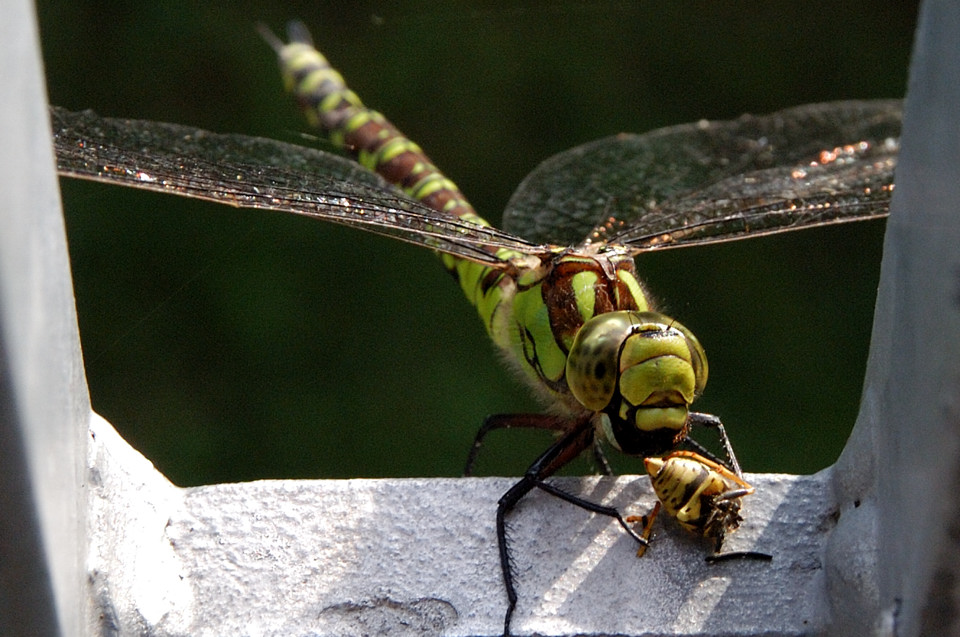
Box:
629, 450, 772, 561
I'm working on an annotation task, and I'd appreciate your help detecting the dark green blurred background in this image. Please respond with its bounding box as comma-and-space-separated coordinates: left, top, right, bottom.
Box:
38, 1, 916, 485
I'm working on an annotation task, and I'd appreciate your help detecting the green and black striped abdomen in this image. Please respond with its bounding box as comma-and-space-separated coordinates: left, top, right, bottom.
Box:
261, 22, 490, 236
261, 22, 527, 351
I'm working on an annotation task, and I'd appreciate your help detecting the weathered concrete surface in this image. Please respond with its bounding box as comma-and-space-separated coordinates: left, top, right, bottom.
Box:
89, 414, 833, 637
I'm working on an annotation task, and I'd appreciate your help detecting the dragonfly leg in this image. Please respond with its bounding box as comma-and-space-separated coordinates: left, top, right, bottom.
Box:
533, 480, 649, 546
707, 549, 774, 563
686, 411, 743, 477
463, 412, 572, 476
496, 416, 610, 636
679, 436, 726, 466
494, 416, 649, 635
591, 437, 614, 476
704, 488, 773, 562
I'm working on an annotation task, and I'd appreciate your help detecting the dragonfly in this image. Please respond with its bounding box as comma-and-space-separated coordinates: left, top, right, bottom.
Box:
51, 20, 900, 636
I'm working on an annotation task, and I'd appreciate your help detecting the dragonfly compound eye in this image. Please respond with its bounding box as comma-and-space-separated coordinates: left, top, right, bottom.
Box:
565, 311, 637, 411
567, 311, 709, 452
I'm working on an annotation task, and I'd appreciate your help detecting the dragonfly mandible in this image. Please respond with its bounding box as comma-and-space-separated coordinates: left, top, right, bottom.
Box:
51, 20, 900, 637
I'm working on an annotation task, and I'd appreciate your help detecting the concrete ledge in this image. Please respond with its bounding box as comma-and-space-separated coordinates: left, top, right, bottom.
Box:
89, 414, 831, 637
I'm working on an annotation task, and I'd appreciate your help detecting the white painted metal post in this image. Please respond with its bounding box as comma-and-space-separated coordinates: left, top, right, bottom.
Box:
873, 1, 960, 634
0, 1, 88, 635
830, 3, 960, 636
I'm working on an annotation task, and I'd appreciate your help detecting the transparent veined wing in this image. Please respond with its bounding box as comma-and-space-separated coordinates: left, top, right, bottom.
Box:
502, 100, 901, 250
51, 106, 544, 267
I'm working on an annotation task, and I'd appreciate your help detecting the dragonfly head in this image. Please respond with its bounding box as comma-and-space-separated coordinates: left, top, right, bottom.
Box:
565, 311, 708, 455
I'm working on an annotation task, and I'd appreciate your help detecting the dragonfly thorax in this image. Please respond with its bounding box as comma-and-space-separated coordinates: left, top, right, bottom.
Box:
482, 250, 707, 456
491, 251, 647, 398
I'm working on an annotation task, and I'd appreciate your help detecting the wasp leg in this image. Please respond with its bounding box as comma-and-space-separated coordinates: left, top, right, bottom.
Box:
625, 501, 662, 557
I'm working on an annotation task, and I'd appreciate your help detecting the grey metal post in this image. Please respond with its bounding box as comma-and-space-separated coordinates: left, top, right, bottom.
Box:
873, 1, 960, 634
0, 1, 88, 635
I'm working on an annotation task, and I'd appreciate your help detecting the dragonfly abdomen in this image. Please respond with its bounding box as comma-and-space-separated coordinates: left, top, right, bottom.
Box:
262, 23, 560, 379
260, 22, 486, 232
261, 23, 526, 346
261, 23, 705, 445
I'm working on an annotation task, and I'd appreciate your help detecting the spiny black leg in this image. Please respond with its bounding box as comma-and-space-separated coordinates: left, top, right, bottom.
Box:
687, 412, 742, 477
680, 436, 723, 463
495, 418, 595, 636
533, 479, 649, 546
465, 415, 503, 477
464, 413, 571, 476
715, 488, 753, 503
703, 518, 773, 562
496, 478, 533, 637
702, 490, 772, 563
707, 550, 774, 563
685, 415, 771, 562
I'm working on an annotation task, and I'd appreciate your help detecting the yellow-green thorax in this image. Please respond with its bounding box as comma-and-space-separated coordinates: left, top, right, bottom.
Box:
447, 243, 650, 403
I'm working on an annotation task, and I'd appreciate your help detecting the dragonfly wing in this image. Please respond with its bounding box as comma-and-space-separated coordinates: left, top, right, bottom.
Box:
502, 100, 901, 249
51, 107, 541, 266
